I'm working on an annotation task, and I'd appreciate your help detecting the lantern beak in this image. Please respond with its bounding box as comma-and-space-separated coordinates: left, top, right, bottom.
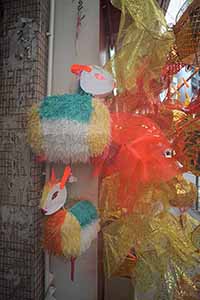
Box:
71, 64, 92, 75
41, 208, 48, 214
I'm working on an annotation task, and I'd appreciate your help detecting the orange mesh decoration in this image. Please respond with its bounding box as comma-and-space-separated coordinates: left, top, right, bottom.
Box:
94, 113, 179, 212
173, 114, 200, 175
43, 209, 67, 256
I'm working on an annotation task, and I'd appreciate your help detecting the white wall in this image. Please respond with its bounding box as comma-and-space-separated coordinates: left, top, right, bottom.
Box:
165, 0, 187, 26
175, 67, 193, 101
52, 0, 100, 95
50, 1, 100, 299
51, 164, 98, 300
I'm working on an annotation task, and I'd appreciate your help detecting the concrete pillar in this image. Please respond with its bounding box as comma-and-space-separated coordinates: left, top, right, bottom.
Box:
0, 1, 49, 299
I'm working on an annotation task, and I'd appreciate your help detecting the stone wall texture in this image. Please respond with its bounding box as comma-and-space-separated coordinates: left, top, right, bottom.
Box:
0, 1, 49, 299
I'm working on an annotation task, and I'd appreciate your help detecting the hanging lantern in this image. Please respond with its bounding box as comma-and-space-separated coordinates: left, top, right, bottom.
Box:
173, 114, 200, 175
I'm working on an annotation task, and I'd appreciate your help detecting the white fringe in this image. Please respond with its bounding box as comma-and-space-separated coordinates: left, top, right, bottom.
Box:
80, 219, 100, 254
41, 119, 90, 163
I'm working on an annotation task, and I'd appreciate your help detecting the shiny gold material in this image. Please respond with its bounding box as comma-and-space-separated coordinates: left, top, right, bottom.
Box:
105, 0, 174, 91
172, 109, 186, 124
102, 174, 200, 298
133, 211, 200, 299
103, 214, 137, 277
112, 253, 136, 278
168, 175, 197, 208
99, 174, 126, 222
192, 225, 200, 250
173, 273, 200, 300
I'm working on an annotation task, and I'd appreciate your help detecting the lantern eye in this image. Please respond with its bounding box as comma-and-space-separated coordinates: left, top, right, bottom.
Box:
52, 190, 59, 200
94, 73, 105, 80
164, 149, 175, 158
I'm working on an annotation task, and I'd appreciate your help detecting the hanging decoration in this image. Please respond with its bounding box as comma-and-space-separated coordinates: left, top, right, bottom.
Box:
97, 0, 200, 299
73, 0, 86, 55
173, 114, 200, 175
93, 112, 179, 212
40, 166, 100, 280
183, 90, 200, 115
25, 0, 200, 297
105, 0, 174, 92
71, 64, 115, 97
27, 64, 113, 163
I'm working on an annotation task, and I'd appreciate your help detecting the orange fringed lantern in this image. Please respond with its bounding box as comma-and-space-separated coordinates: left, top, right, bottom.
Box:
173, 114, 200, 175
173, 0, 200, 66
173, 273, 200, 300
43, 209, 67, 256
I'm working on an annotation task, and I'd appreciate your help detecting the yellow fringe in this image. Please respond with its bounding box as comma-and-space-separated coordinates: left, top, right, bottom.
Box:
27, 104, 44, 154
88, 98, 111, 157
40, 184, 51, 210
61, 212, 81, 257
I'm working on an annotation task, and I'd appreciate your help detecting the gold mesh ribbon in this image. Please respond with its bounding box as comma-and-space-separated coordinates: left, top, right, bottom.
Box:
106, 0, 174, 91
100, 174, 197, 223
102, 174, 199, 290
133, 211, 200, 299
103, 213, 146, 277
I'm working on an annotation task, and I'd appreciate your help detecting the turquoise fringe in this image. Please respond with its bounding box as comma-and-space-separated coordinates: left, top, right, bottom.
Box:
39, 93, 93, 123
70, 200, 98, 228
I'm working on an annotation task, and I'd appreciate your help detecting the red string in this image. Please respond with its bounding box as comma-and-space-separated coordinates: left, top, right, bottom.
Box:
70, 257, 76, 281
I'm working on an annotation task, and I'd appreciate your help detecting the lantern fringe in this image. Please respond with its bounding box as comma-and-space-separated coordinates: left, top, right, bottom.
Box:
27, 103, 44, 154
41, 119, 90, 163
88, 98, 111, 157
69, 200, 98, 228
80, 219, 100, 254
39, 93, 93, 123
61, 212, 81, 258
